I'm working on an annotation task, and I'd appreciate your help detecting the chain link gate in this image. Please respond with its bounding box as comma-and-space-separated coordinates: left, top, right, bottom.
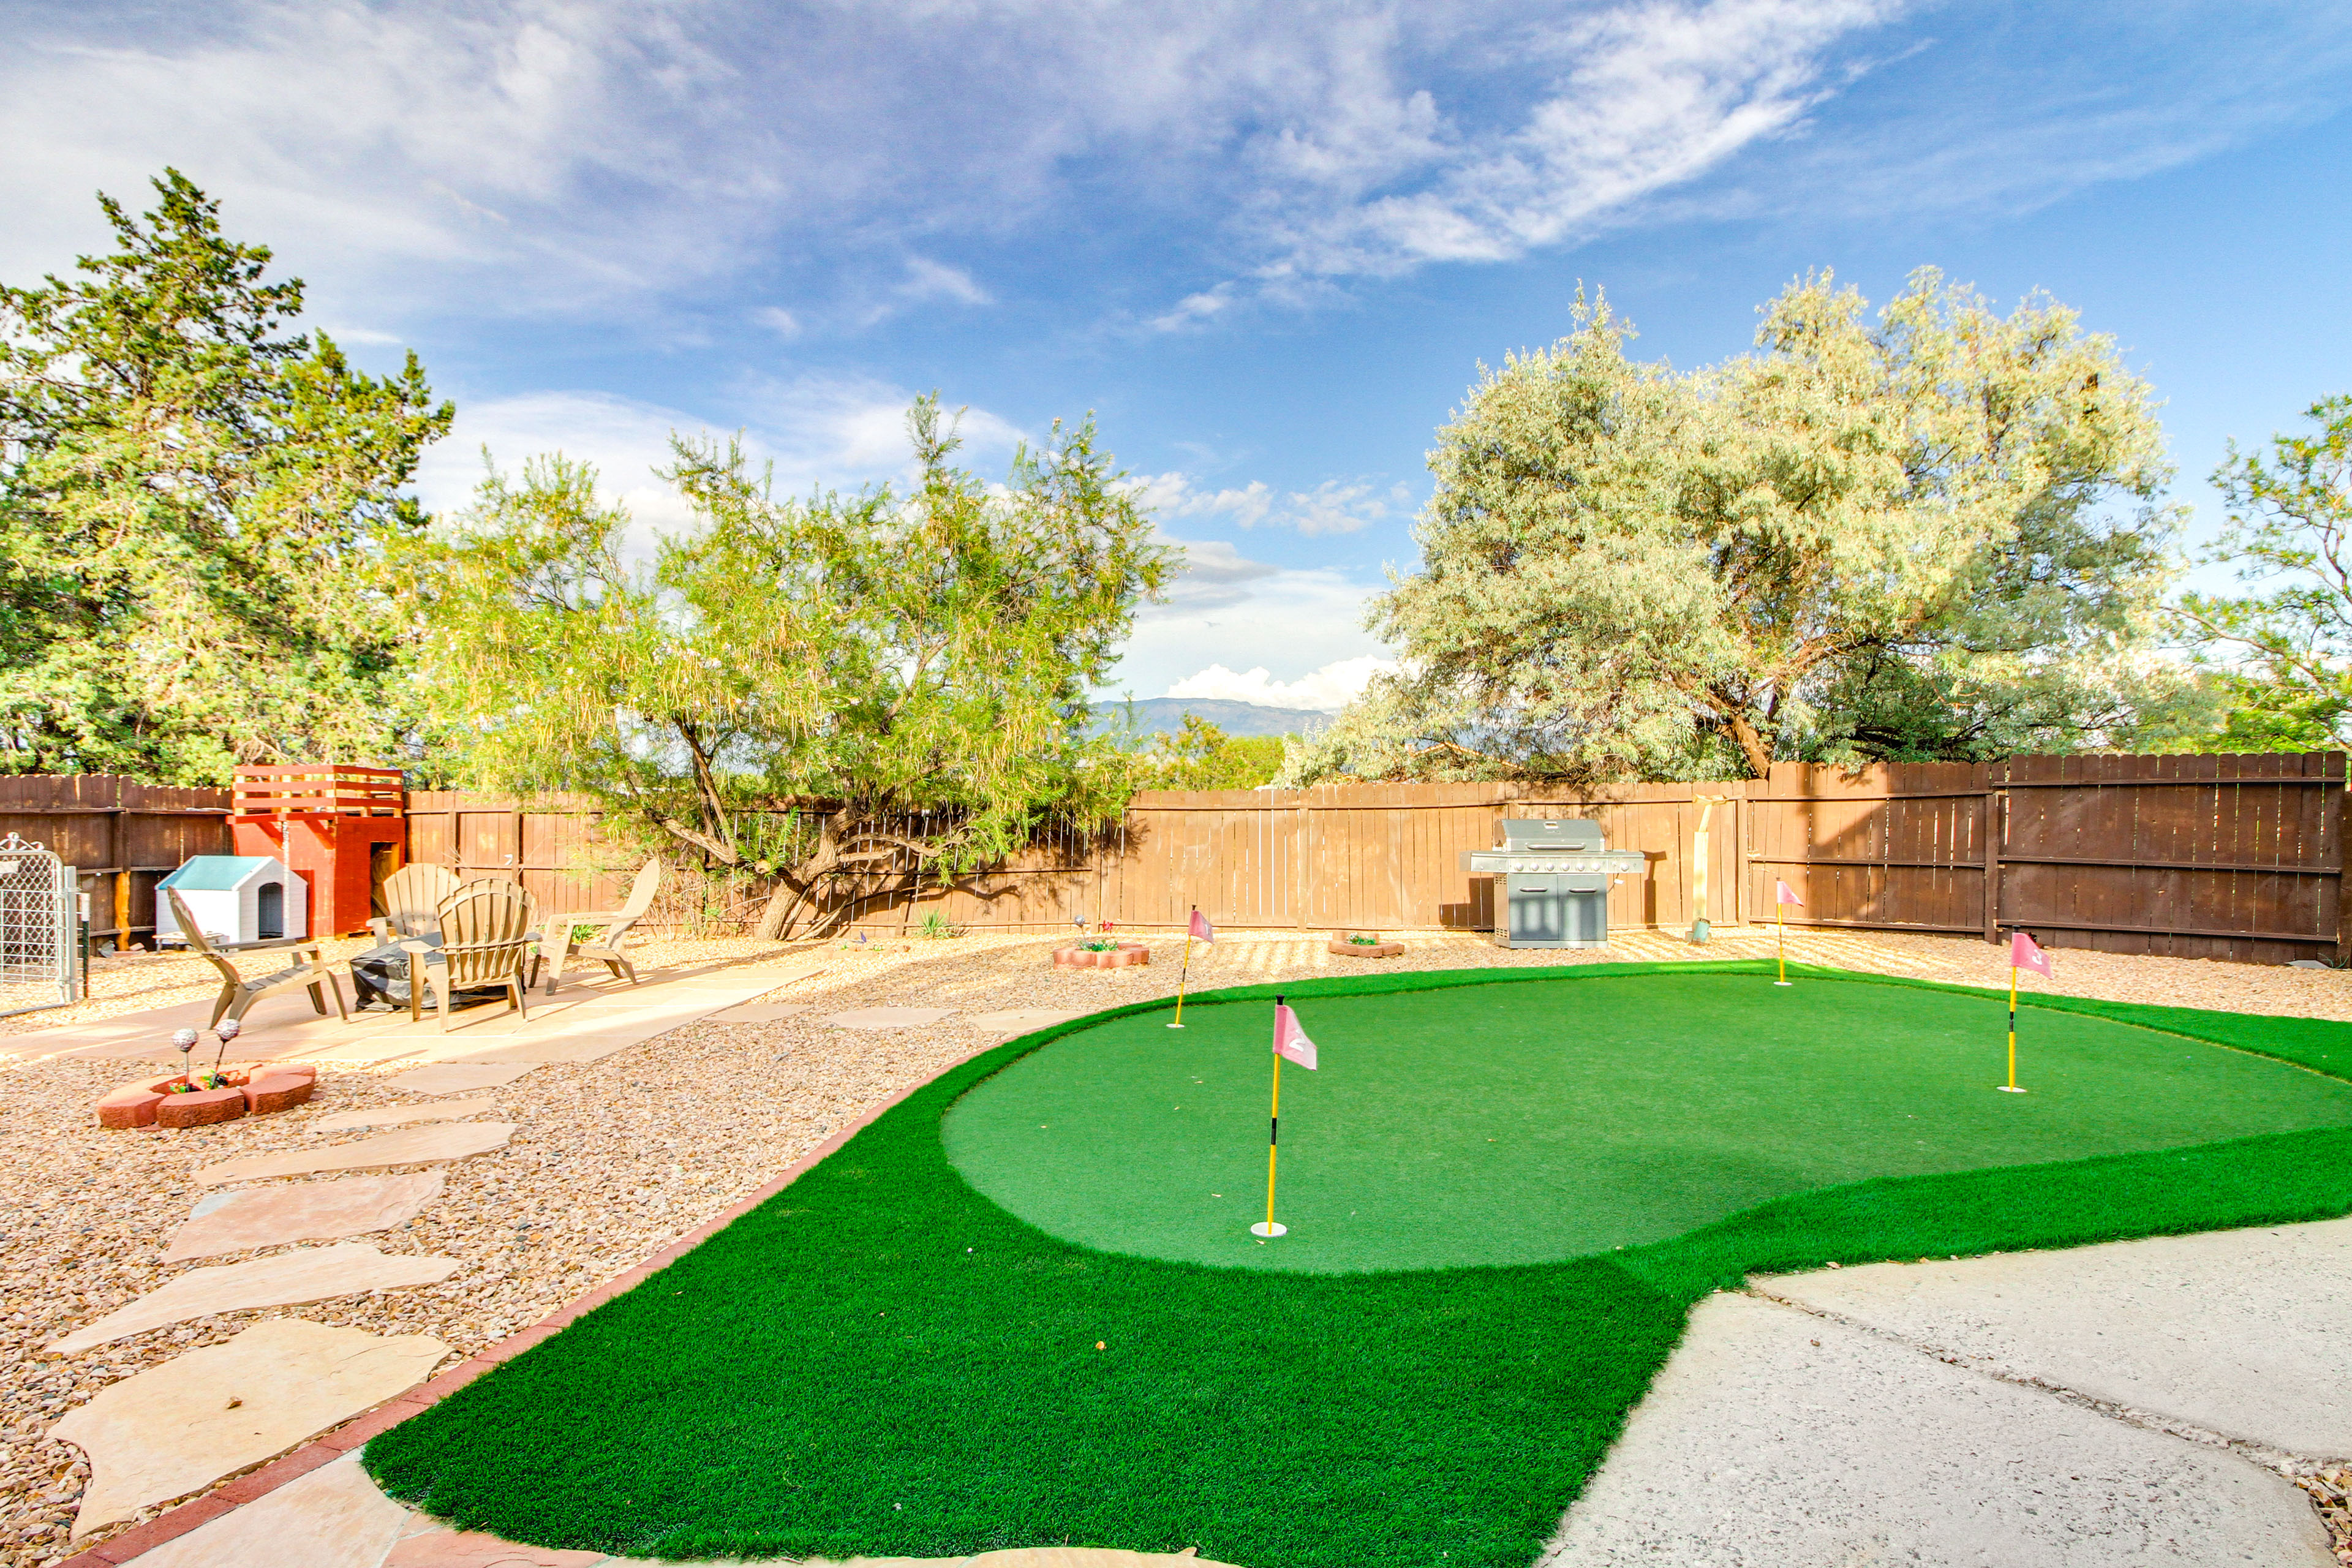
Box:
0, 833, 77, 1017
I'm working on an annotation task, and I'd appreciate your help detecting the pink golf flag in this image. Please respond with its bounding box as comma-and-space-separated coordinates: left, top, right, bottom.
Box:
2011, 930, 2053, 978
1189, 908, 1216, 943
1775, 878, 1803, 907
1272, 1003, 1318, 1070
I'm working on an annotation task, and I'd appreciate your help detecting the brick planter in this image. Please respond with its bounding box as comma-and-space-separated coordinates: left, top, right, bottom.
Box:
1052, 941, 1150, 969
1329, 933, 1406, 959
97, 1064, 317, 1130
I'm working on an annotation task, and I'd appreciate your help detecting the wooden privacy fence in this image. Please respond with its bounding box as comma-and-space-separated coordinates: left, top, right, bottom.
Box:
2, 752, 2343, 964
405, 753, 2352, 962
0, 775, 231, 945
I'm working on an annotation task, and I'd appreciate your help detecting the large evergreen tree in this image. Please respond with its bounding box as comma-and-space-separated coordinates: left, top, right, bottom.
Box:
0, 170, 452, 782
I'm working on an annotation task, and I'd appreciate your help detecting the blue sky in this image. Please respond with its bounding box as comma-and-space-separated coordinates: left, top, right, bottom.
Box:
7, 1, 2350, 709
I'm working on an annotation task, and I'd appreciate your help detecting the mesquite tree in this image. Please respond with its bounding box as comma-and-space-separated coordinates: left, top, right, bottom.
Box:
412, 398, 1173, 936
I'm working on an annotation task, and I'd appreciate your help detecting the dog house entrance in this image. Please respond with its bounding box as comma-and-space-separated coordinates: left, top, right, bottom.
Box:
257, 882, 285, 941
0, 833, 77, 1017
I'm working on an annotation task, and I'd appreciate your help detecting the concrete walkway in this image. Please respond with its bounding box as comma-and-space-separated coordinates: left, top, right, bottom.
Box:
1547, 1219, 2352, 1566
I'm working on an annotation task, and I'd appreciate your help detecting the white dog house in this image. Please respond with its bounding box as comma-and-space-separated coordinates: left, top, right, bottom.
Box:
157, 856, 307, 945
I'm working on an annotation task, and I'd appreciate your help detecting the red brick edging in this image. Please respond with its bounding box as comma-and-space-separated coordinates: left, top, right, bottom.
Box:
57, 1048, 989, 1566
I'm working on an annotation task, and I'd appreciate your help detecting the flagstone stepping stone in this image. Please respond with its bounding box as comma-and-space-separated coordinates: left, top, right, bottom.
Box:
129, 1452, 410, 1568
165, 1172, 446, 1262
448, 1033, 654, 1065
53, 1317, 450, 1535
707, 1001, 816, 1023
195, 1123, 516, 1186
823, 1006, 956, 1029
50, 1243, 461, 1354
969, 1007, 1085, 1032
311, 1098, 501, 1133
386, 1528, 606, 1565
381, 1062, 537, 1095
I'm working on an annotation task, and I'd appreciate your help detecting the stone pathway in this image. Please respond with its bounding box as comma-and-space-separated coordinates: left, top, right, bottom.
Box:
1546, 1218, 2352, 1566
28, 951, 825, 1558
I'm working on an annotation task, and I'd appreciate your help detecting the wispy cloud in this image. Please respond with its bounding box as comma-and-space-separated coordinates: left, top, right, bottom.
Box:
1136, 472, 1411, 536
7, 2, 2341, 339
1166, 657, 1398, 710
410, 375, 1025, 536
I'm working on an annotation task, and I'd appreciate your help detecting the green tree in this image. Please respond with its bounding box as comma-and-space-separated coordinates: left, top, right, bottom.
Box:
412, 398, 1175, 937
1134, 714, 1289, 790
2173, 395, 2352, 748
0, 170, 453, 781
1292, 271, 2185, 785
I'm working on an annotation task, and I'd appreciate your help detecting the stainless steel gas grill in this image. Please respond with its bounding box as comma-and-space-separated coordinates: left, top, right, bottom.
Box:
1460, 818, 1648, 949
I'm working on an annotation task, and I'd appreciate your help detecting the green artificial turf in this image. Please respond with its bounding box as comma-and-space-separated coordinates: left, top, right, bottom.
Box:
943, 973, 2352, 1272
363, 961, 2352, 1568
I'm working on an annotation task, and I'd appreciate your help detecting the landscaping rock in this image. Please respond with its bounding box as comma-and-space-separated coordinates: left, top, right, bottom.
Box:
707, 1001, 816, 1023
194, 1122, 517, 1185
51, 1317, 450, 1535
164, 1171, 448, 1261
50, 1243, 461, 1354
823, 1006, 956, 1028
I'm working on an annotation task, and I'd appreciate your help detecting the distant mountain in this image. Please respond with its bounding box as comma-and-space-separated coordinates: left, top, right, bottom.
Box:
1091, 696, 1335, 739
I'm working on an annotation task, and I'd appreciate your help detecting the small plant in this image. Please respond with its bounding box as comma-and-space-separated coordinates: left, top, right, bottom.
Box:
918, 912, 960, 940
1077, 938, 1123, 952
1348, 933, 1382, 946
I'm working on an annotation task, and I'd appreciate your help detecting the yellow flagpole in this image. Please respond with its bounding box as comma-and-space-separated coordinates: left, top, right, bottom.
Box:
1263, 1050, 1283, 1232
1168, 907, 1196, 1030
1774, 895, 1791, 986
2001, 953, 2027, 1092
1254, 993, 1288, 1238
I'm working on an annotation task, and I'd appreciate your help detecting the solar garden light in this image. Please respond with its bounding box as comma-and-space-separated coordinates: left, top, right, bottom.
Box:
171, 1027, 198, 1088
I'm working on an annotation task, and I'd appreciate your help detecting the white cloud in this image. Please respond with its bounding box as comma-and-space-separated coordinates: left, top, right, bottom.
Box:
1137, 471, 1409, 535
410, 375, 1025, 537
0, 1, 1907, 330
1109, 537, 1390, 704
1167, 657, 1398, 711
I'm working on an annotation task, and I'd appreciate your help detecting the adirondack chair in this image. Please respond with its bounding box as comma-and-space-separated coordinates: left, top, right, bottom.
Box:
534, 858, 663, 993
403, 880, 540, 1029
369, 862, 461, 943
168, 889, 350, 1029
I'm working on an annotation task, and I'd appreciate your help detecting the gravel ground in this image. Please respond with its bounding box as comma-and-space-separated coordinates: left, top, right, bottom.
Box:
4, 924, 2351, 1567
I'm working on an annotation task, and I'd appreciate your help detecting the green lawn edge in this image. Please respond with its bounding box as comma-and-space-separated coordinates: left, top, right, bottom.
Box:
361, 961, 2352, 1568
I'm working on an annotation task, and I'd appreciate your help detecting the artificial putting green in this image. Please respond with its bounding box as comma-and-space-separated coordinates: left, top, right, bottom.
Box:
944, 972, 2352, 1272
364, 962, 2352, 1568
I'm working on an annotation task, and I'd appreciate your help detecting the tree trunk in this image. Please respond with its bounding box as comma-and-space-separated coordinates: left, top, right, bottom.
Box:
1724, 710, 1774, 780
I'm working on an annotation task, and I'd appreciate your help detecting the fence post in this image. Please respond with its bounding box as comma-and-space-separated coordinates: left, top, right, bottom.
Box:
1981, 764, 2002, 943
2335, 756, 2352, 968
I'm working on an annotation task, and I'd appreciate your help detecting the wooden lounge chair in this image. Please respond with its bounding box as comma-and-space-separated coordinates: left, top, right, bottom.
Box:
167, 889, 349, 1030
404, 880, 540, 1030
534, 858, 663, 993
370, 862, 461, 942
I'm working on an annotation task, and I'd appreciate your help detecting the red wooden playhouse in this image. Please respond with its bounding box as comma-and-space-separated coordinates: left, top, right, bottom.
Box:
228, 766, 407, 938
